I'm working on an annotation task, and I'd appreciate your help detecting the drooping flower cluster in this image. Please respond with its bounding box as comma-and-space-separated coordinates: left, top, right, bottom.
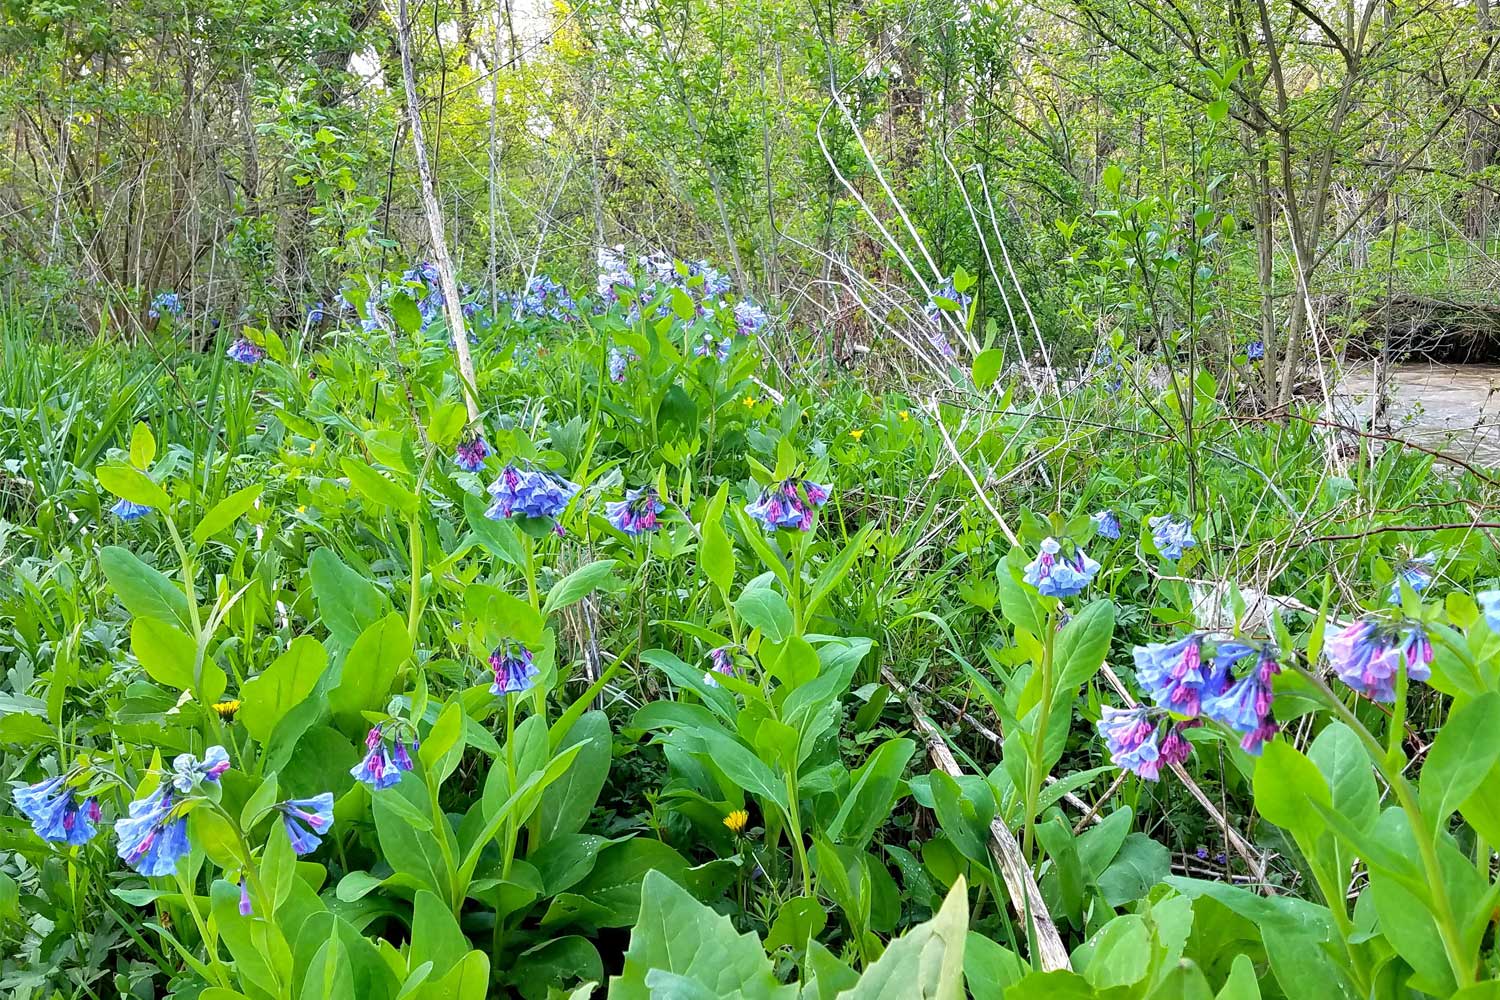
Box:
115, 785, 190, 876
1091, 509, 1121, 540
694, 332, 731, 363
485, 465, 579, 521
1388, 554, 1435, 604
276, 793, 335, 855
111, 498, 153, 521
350, 726, 416, 791
1023, 537, 1101, 599
922, 277, 972, 360
608, 347, 634, 383
512, 275, 578, 321
1481, 591, 1500, 632
148, 292, 184, 320
454, 435, 491, 473
403, 261, 446, 327
703, 646, 736, 688
490, 641, 539, 696
1246, 340, 1265, 361
307, 302, 328, 324
607, 487, 664, 536
1200, 643, 1282, 754
746, 477, 831, 532
1097, 707, 1196, 781
12, 775, 100, 846
226, 337, 266, 365
171, 747, 231, 792
734, 300, 769, 337
1325, 618, 1433, 702
597, 246, 634, 301
1149, 514, 1196, 561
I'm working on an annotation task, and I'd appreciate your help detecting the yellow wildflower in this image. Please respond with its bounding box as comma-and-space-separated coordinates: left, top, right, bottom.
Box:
898, 410, 910, 422
723, 809, 749, 834
212, 699, 240, 721
849, 429, 864, 441
743, 396, 756, 407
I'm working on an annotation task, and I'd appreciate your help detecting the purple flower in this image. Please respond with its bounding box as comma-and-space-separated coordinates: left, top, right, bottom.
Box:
226, 337, 266, 364
597, 246, 634, 300
1149, 515, 1196, 561
734, 300, 768, 337
115, 785, 190, 877
238, 878, 253, 916
1246, 340, 1264, 361
1389, 555, 1435, 604
512, 275, 577, 321
1201, 646, 1280, 755
148, 292, 183, 320
1326, 619, 1432, 702
350, 727, 408, 791
694, 333, 731, 362
691, 260, 733, 297
454, 435, 491, 473
392, 740, 415, 772
1133, 634, 1217, 717
1023, 537, 1101, 599
170, 746, 230, 793
110, 498, 153, 521
746, 477, 832, 532
1098, 705, 1162, 780
307, 302, 327, 324
607, 487, 664, 536
276, 793, 334, 855
703, 646, 735, 688
1480, 591, 1500, 631
1091, 510, 1121, 540
486, 465, 579, 521
1159, 720, 1197, 768
490, 642, 538, 696
608, 348, 633, 383
923, 277, 972, 327
12, 776, 100, 846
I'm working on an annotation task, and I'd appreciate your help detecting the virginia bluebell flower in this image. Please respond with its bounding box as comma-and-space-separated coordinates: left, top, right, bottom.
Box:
12, 776, 100, 846
513, 275, 577, 321
608, 347, 632, 383
734, 300, 768, 337
1023, 537, 1101, 598
1091, 510, 1121, 540
1098, 706, 1162, 780
1159, 720, 1197, 769
1325, 618, 1433, 702
1133, 634, 1217, 717
111, 498, 153, 521
1200, 644, 1281, 755
1246, 340, 1265, 361
148, 292, 183, 320
350, 726, 407, 791
392, 739, 416, 772
490, 641, 538, 696
486, 465, 580, 520
694, 333, 731, 362
226, 337, 266, 364
115, 785, 190, 876
454, 435, 491, 473
607, 487, 664, 536
170, 746, 230, 793
307, 302, 327, 324
238, 878, 253, 916
1094, 344, 1114, 367
597, 246, 634, 301
690, 260, 733, 297
746, 477, 832, 532
276, 793, 334, 855
923, 277, 972, 326
703, 646, 736, 688
1480, 591, 1500, 631
1149, 515, 1196, 560
1389, 554, 1435, 604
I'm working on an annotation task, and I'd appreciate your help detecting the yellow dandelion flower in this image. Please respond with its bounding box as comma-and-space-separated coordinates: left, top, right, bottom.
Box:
723, 809, 749, 834
213, 699, 240, 720
849, 429, 864, 441
743, 395, 756, 407
296, 505, 307, 514
898, 410, 910, 422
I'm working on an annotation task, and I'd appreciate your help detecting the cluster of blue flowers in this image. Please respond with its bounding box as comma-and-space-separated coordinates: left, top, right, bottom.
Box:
607, 486, 664, 536
597, 246, 634, 302
276, 794, 335, 855
1097, 707, 1195, 781
148, 292, 183, 320
12, 775, 99, 846
513, 275, 578, 322
702, 646, 736, 687
923, 277, 972, 360
1091, 509, 1121, 539
608, 347, 634, 383
1389, 554, 1435, 604
485, 465, 579, 521
111, 498, 153, 521
1104, 634, 1283, 772
454, 435, 491, 473
1023, 537, 1102, 599
1149, 514, 1196, 560
490, 641, 539, 696
694, 332, 731, 363
226, 336, 266, 365
1246, 340, 1265, 361
350, 726, 416, 791
1325, 618, 1433, 702
734, 300, 769, 337
746, 477, 831, 532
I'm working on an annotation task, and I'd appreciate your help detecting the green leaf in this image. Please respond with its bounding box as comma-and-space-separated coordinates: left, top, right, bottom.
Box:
464, 492, 525, 567
129, 422, 157, 469
700, 485, 736, 597
1419, 692, 1500, 828
1097, 833, 1170, 907
98, 462, 171, 509
538, 711, 612, 839
734, 584, 794, 642
1253, 741, 1331, 840
837, 876, 967, 999
963, 932, 1024, 996
410, 890, 469, 973
301, 921, 354, 1000
768, 634, 821, 691
972, 348, 1004, 390
373, 779, 448, 899
543, 559, 620, 616
671, 725, 789, 813
1215, 955, 1261, 999
827, 738, 915, 849
130, 617, 197, 691
240, 637, 327, 742
329, 614, 411, 734
610, 869, 794, 1000
310, 548, 389, 650
806, 523, 875, 619
1081, 913, 1150, 989
1052, 600, 1116, 698
996, 550, 1043, 639
101, 546, 191, 630
341, 457, 416, 515
193, 484, 264, 545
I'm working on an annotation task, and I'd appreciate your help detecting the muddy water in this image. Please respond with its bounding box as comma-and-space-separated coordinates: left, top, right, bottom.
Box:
1333, 363, 1500, 468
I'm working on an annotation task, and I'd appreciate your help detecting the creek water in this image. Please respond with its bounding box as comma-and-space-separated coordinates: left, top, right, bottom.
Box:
1333, 362, 1500, 468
